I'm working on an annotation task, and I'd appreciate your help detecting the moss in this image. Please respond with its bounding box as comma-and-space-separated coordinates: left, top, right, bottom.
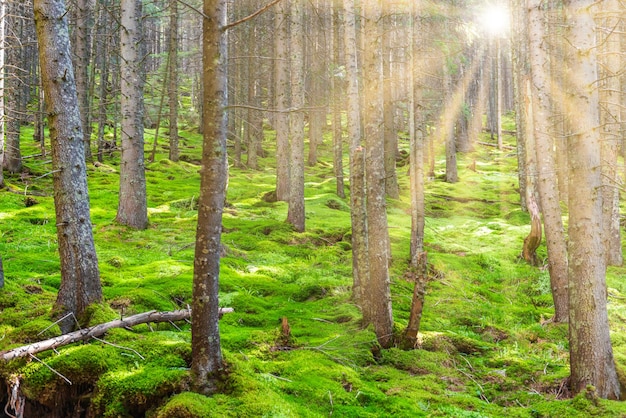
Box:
156, 392, 225, 418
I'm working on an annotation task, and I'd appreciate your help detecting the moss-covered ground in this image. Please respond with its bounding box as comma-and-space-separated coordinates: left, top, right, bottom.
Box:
2, 122, 626, 417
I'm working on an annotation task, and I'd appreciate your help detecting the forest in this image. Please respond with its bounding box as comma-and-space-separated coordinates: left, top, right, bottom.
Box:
0, 0, 626, 416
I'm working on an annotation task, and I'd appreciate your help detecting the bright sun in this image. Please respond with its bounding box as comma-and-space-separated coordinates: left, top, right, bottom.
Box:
479, 4, 510, 37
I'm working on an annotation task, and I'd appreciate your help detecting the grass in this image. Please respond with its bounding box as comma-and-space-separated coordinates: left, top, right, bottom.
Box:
2, 121, 626, 417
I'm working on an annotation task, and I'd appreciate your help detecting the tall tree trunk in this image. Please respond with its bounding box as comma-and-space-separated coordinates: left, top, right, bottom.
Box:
0, 0, 5, 187
443, 62, 458, 183
362, 0, 393, 348
191, 0, 227, 395
598, 0, 622, 266
404, 2, 427, 347
4, 0, 24, 174
527, 0, 568, 323
344, 0, 368, 317
382, 15, 399, 198
564, 0, 620, 399
34, 0, 102, 333
117, 0, 148, 229
274, 0, 290, 201
74, 0, 95, 161
332, 1, 345, 198
168, 0, 179, 162
286, 0, 306, 232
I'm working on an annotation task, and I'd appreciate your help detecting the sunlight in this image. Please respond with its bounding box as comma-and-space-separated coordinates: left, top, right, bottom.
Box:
479, 4, 510, 37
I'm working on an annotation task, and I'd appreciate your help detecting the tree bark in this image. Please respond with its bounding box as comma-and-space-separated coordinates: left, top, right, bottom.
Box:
117, 0, 148, 229
598, 0, 622, 266
564, 0, 620, 399
362, 0, 393, 348
34, 0, 102, 333
74, 0, 95, 161
0, 0, 5, 188
191, 0, 229, 396
274, 0, 290, 201
286, 0, 306, 233
344, 0, 368, 313
168, 0, 180, 162
527, 0, 569, 323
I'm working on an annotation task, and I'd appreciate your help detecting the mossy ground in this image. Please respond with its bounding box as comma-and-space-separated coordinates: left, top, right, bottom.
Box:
2, 121, 626, 417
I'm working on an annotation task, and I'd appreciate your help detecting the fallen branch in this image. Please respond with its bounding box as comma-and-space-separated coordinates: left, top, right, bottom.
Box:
0, 308, 234, 361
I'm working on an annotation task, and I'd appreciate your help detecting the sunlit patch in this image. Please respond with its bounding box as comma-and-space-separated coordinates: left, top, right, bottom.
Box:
479, 4, 510, 37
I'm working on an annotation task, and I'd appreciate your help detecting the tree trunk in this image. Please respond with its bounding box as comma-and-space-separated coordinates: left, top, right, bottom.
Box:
528, 0, 568, 323
191, 0, 228, 395
4, 0, 24, 174
598, 0, 622, 266
382, 16, 399, 199
443, 62, 458, 183
344, 0, 368, 316
74, 0, 95, 161
0, 0, 5, 188
362, 0, 393, 348
564, 0, 620, 399
168, 0, 180, 162
274, 0, 290, 201
286, 0, 306, 233
117, 0, 148, 229
34, 0, 102, 333
331, 2, 345, 198
404, 3, 427, 347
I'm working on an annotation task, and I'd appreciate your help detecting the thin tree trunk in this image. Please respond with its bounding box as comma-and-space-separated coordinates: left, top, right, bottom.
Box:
168, 0, 179, 162
74, 0, 95, 161
332, 1, 344, 198
0, 0, 5, 187
528, 0, 568, 323
344, 0, 368, 315
598, 0, 622, 266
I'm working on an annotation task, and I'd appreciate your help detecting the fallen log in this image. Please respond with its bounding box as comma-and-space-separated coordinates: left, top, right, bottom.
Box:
0, 307, 234, 361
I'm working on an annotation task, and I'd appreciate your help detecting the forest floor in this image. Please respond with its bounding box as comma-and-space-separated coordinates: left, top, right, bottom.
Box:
2, 123, 626, 417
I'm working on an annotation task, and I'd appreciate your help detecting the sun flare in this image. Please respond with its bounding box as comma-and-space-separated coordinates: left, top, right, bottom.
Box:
479, 4, 510, 37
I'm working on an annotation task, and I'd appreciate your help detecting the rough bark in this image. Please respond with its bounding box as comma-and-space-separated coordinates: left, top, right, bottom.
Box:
332, 2, 345, 198
117, 0, 148, 229
168, 0, 180, 162
362, 0, 394, 348
598, 0, 622, 266
4, 0, 24, 174
0, 0, 5, 188
274, 0, 290, 201
0, 308, 233, 361
527, 0, 568, 323
74, 0, 95, 161
564, 0, 620, 399
344, 0, 368, 313
34, 0, 102, 333
191, 0, 228, 395
382, 16, 399, 199
286, 0, 306, 233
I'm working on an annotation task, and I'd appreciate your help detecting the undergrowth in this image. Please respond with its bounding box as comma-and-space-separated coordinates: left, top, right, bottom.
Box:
2, 122, 626, 417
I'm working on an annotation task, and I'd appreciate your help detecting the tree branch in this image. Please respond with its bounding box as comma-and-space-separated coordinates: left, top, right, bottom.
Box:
0, 308, 233, 361
222, 0, 283, 31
